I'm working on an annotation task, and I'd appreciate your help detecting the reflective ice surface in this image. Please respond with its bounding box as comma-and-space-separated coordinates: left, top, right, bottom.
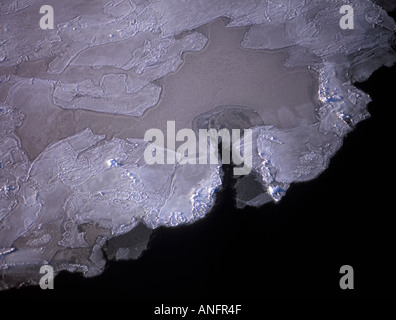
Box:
0, 0, 395, 289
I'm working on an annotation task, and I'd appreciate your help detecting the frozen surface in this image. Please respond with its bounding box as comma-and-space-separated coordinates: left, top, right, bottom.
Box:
0, 0, 395, 289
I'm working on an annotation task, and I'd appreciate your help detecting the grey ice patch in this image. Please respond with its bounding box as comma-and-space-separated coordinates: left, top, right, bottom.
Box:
53, 78, 162, 116
192, 105, 265, 133
104, 223, 153, 261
